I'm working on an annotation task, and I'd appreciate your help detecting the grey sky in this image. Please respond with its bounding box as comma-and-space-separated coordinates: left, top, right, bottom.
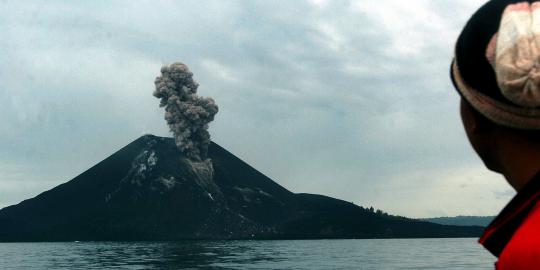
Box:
0, 0, 514, 218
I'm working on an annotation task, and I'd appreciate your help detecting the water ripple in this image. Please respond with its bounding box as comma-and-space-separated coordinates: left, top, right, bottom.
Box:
0, 238, 496, 269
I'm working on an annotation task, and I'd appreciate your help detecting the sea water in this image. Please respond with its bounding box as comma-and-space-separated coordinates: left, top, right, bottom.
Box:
0, 238, 495, 269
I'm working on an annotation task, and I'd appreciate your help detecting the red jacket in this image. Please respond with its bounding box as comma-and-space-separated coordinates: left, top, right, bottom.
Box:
479, 173, 540, 269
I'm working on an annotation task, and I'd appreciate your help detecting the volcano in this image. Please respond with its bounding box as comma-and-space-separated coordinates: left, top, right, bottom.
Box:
0, 135, 483, 241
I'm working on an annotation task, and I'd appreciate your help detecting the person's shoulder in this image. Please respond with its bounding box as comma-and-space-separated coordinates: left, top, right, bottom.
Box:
497, 202, 540, 269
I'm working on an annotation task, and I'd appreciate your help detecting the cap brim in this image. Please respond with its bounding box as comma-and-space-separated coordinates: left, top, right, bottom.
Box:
451, 59, 540, 130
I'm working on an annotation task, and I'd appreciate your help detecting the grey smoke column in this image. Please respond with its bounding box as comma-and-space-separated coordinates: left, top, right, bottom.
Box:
154, 62, 218, 161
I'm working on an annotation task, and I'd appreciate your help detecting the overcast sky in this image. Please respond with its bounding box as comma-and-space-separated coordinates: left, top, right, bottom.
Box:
0, 0, 514, 218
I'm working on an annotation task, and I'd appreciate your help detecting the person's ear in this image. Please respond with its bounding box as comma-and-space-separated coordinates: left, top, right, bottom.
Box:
460, 99, 490, 135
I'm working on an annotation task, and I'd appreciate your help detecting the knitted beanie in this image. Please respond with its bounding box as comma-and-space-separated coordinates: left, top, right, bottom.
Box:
451, 0, 540, 129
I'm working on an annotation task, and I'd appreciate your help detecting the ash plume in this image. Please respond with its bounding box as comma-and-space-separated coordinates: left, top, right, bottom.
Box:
153, 62, 218, 162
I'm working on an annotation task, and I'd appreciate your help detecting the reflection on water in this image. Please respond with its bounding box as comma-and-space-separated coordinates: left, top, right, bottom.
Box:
0, 238, 495, 269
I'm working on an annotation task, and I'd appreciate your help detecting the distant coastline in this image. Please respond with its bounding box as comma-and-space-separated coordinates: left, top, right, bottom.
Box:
420, 216, 495, 227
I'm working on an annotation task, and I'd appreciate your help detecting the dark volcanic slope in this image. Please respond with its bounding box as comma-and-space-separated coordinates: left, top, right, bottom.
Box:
0, 135, 483, 241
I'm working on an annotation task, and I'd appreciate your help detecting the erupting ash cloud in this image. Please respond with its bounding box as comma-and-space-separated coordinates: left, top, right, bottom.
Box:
154, 62, 219, 162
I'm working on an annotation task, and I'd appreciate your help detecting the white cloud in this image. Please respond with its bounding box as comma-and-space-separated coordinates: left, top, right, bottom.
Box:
314, 22, 347, 52
200, 59, 239, 83
377, 165, 514, 218
307, 0, 330, 9
349, 0, 487, 57
350, 1, 441, 56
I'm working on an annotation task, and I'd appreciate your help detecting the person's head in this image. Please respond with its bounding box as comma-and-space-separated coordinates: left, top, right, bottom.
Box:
459, 99, 540, 172
452, 0, 540, 189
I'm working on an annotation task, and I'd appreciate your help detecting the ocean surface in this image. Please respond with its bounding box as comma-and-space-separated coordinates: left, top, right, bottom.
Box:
0, 238, 495, 269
